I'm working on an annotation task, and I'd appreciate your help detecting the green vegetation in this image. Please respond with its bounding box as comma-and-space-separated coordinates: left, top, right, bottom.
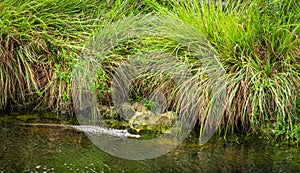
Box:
0, 0, 299, 144
152, 0, 299, 144
0, 0, 144, 113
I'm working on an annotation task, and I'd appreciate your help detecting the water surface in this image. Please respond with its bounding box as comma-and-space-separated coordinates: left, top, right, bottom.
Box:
0, 113, 299, 172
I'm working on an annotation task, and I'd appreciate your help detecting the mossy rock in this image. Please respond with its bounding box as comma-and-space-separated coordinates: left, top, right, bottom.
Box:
129, 110, 176, 133
119, 102, 135, 121
132, 102, 148, 112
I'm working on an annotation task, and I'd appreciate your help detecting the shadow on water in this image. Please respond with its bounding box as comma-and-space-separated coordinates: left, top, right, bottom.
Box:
0, 113, 299, 173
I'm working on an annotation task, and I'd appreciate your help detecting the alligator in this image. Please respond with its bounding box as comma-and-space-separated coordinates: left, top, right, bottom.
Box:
71, 125, 140, 138
20, 123, 141, 138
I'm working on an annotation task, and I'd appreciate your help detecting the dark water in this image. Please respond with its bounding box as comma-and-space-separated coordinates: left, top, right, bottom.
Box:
0, 115, 299, 172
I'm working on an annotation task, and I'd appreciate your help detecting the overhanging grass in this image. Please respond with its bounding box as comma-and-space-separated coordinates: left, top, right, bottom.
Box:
91, 0, 299, 143
0, 0, 145, 113
145, 0, 299, 143
0, 0, 101, 112
0, 0, 299, 144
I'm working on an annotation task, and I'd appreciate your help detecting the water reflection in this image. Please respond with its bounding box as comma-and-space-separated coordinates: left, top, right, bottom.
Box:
0, 122, 299, 172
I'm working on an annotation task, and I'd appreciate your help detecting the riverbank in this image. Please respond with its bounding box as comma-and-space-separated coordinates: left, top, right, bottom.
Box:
0, 0, 299, 144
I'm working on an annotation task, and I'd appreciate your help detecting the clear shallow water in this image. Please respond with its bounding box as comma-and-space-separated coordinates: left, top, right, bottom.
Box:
0, 118, 299, 172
